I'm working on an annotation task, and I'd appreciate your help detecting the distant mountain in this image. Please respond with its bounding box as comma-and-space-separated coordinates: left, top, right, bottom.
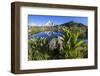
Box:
43, 20, 55, 26
60, 21, 87, 28
60, 21, 88, 39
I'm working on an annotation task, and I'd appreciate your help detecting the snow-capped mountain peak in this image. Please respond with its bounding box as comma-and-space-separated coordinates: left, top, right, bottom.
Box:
44, 20, 54, 26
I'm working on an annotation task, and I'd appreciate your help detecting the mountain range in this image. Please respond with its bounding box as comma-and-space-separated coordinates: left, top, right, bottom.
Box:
29, 20, 87, 28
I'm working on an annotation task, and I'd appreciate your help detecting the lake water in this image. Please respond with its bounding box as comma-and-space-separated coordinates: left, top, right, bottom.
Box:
31, 31, 63, 42
30, 31, 88, 44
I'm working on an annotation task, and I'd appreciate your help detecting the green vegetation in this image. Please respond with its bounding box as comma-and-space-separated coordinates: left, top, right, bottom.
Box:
28, 37, 50, 60
28, 21, 88, 60
28, 26, 58, 35
59, 27, 88, 58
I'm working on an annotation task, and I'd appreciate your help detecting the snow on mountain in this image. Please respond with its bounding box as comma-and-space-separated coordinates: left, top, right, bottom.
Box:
43, 20, 55, 26
29, 20, 56, 26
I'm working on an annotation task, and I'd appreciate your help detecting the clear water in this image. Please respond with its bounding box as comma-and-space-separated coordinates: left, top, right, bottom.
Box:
30, 31, 88, 44
31, 31, 63, 42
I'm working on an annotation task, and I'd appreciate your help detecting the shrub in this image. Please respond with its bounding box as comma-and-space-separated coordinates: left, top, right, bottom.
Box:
59, 27, 88, 59
28, 37, 50, 60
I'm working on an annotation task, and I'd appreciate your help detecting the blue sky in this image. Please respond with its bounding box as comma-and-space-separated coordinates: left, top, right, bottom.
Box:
28, 15, 88, 26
